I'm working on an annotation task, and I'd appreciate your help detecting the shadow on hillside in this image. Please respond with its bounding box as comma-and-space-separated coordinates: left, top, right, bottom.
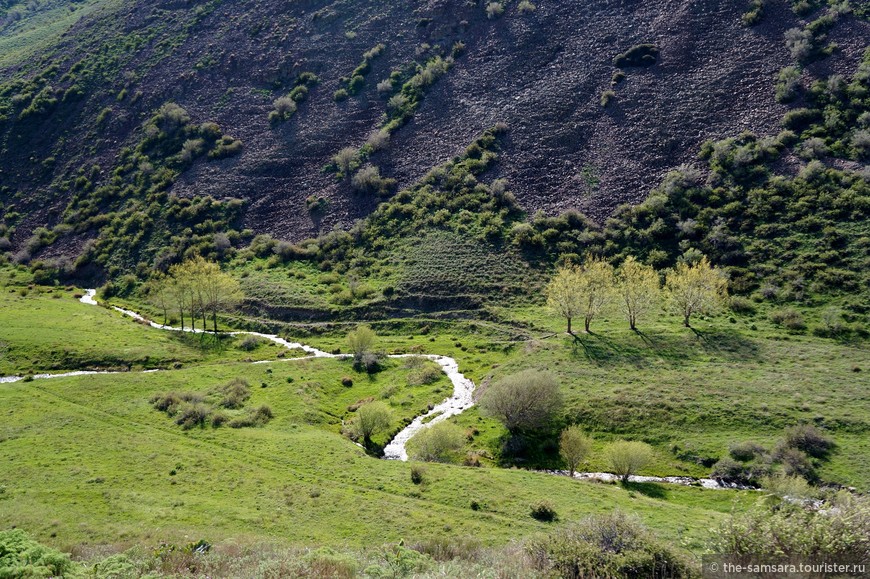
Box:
622, 481, 669, 499
570, 328, 759, 366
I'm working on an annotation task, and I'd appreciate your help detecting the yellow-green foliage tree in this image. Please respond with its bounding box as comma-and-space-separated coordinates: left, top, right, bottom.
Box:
164, 256, 242, 332
664, 256, 729, 327
616, 256, 660, 331
576, 257, 615, 333
546, 265, 582, 335
559, 425, 592, 478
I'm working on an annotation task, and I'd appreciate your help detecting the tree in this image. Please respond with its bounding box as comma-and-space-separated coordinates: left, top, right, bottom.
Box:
606, 441, 654, 482
350, 401, 392, 446
560, 425, 592, 478
479, 369, 563, 433
196, 258, 243, 333
407, 422, 465, 463
147, 274, 172, 326
347, 325, 377, 367
616, 256, 660, 331
546, 265, 582, 335
165, 256, 242, 333
664, 256, 728, 327
577, 257, 615, 333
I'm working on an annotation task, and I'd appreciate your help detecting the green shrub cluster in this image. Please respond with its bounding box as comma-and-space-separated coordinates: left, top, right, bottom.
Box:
150, 378, 272, 430
269, 72, 318, 123
334, 44, 385, 102
612, 44, 659, 68
710, 424, 835, 485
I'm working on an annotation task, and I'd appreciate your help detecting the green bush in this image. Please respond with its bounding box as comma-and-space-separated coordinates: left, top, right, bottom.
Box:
613, 44, 659, 68
0, 529, 74, 578
528, 512, 694, 578
530, 500, 557, 522
783, 424, 834, 458
407, 422, 465, 463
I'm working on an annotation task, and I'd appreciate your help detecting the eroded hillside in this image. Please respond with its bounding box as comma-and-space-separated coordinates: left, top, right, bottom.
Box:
2, 0, 867, 262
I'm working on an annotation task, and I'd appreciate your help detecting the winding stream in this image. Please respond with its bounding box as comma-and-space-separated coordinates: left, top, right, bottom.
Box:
0, 290, 745, 488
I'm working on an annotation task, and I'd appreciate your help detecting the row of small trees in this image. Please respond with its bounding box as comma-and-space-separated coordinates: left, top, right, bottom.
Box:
147, 256, 243, 332
546, 255, 728, 333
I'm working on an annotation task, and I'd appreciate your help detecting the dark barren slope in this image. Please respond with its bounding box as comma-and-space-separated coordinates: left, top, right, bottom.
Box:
1, 0, 869, 248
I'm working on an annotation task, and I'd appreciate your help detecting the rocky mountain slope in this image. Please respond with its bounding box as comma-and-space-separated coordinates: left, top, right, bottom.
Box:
2, 0, 867, 259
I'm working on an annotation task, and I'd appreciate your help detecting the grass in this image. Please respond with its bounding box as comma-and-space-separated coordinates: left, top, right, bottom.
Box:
0, 268, 290, 376
0, 357, 752, 554
0, 0, 118, 69
0, 278, 759, 558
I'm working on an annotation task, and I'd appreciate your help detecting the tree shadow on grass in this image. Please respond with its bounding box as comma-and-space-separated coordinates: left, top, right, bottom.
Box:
570, 333, 649, 368
690, 327, 760, 361
569, 327, 760, 366
622, 481, 669, 499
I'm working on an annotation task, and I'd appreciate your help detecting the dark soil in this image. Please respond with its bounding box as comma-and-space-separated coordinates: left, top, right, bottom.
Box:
2, 0, 868, 247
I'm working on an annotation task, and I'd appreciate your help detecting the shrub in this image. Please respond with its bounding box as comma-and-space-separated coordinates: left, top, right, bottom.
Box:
478, 369, 563, 433
518, 0, 536, 13
783, 424, 834, 458
175, 403, 212, 430
761, 474, 814, 499
218, 377, 251, 409
606, 441, 654, 482
301, 547, 359, 578
351, 164, 396, 196
710, 494, 870, 561
784, 27, 813, 62
559, 425, 592, 477
729, 296, 756, 314
0, 529, 74, 578
410, 464, 426, 484
347, 401, 392, 444
341, 376, 354, 387
407, 366, 442, 386
742, 0, 765, 26
600, 89, 616, 107
485, 2, 505, 19
333, 88, 349, 102
770, 308, 806, 331
229, 405, 274, 428
528, 512, 694, 578
773, 445, 817, 482
237, 335, 263, 351
530, 500, 557, 522
613, 44, 659, 68
407, 422, 465, 463
333, 147, 359, 175
729, 441, 766, 462
775, 65, 802, 103
710, 457, 752, 484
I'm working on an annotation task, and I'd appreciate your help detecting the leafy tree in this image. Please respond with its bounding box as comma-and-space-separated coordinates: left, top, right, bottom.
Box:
546, 258, 615, 334
347, 325, 377, 366
559, 425, 592, 478
606, 441, 654, 482
577, 257, 615, 333
350, 401, 392, 446
664, 256, 728, 327
616, 257, 659, 331
479, 369, 563, 434
166, 256, 242, 332
546, 265, 582, 335
407, 422, 465, 463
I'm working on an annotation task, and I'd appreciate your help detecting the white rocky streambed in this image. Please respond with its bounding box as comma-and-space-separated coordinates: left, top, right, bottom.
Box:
0, 290, 747, 489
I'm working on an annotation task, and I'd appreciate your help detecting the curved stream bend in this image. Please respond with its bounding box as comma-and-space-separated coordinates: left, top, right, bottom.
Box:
1, 291, 747, 488
82, 290, 471, 460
